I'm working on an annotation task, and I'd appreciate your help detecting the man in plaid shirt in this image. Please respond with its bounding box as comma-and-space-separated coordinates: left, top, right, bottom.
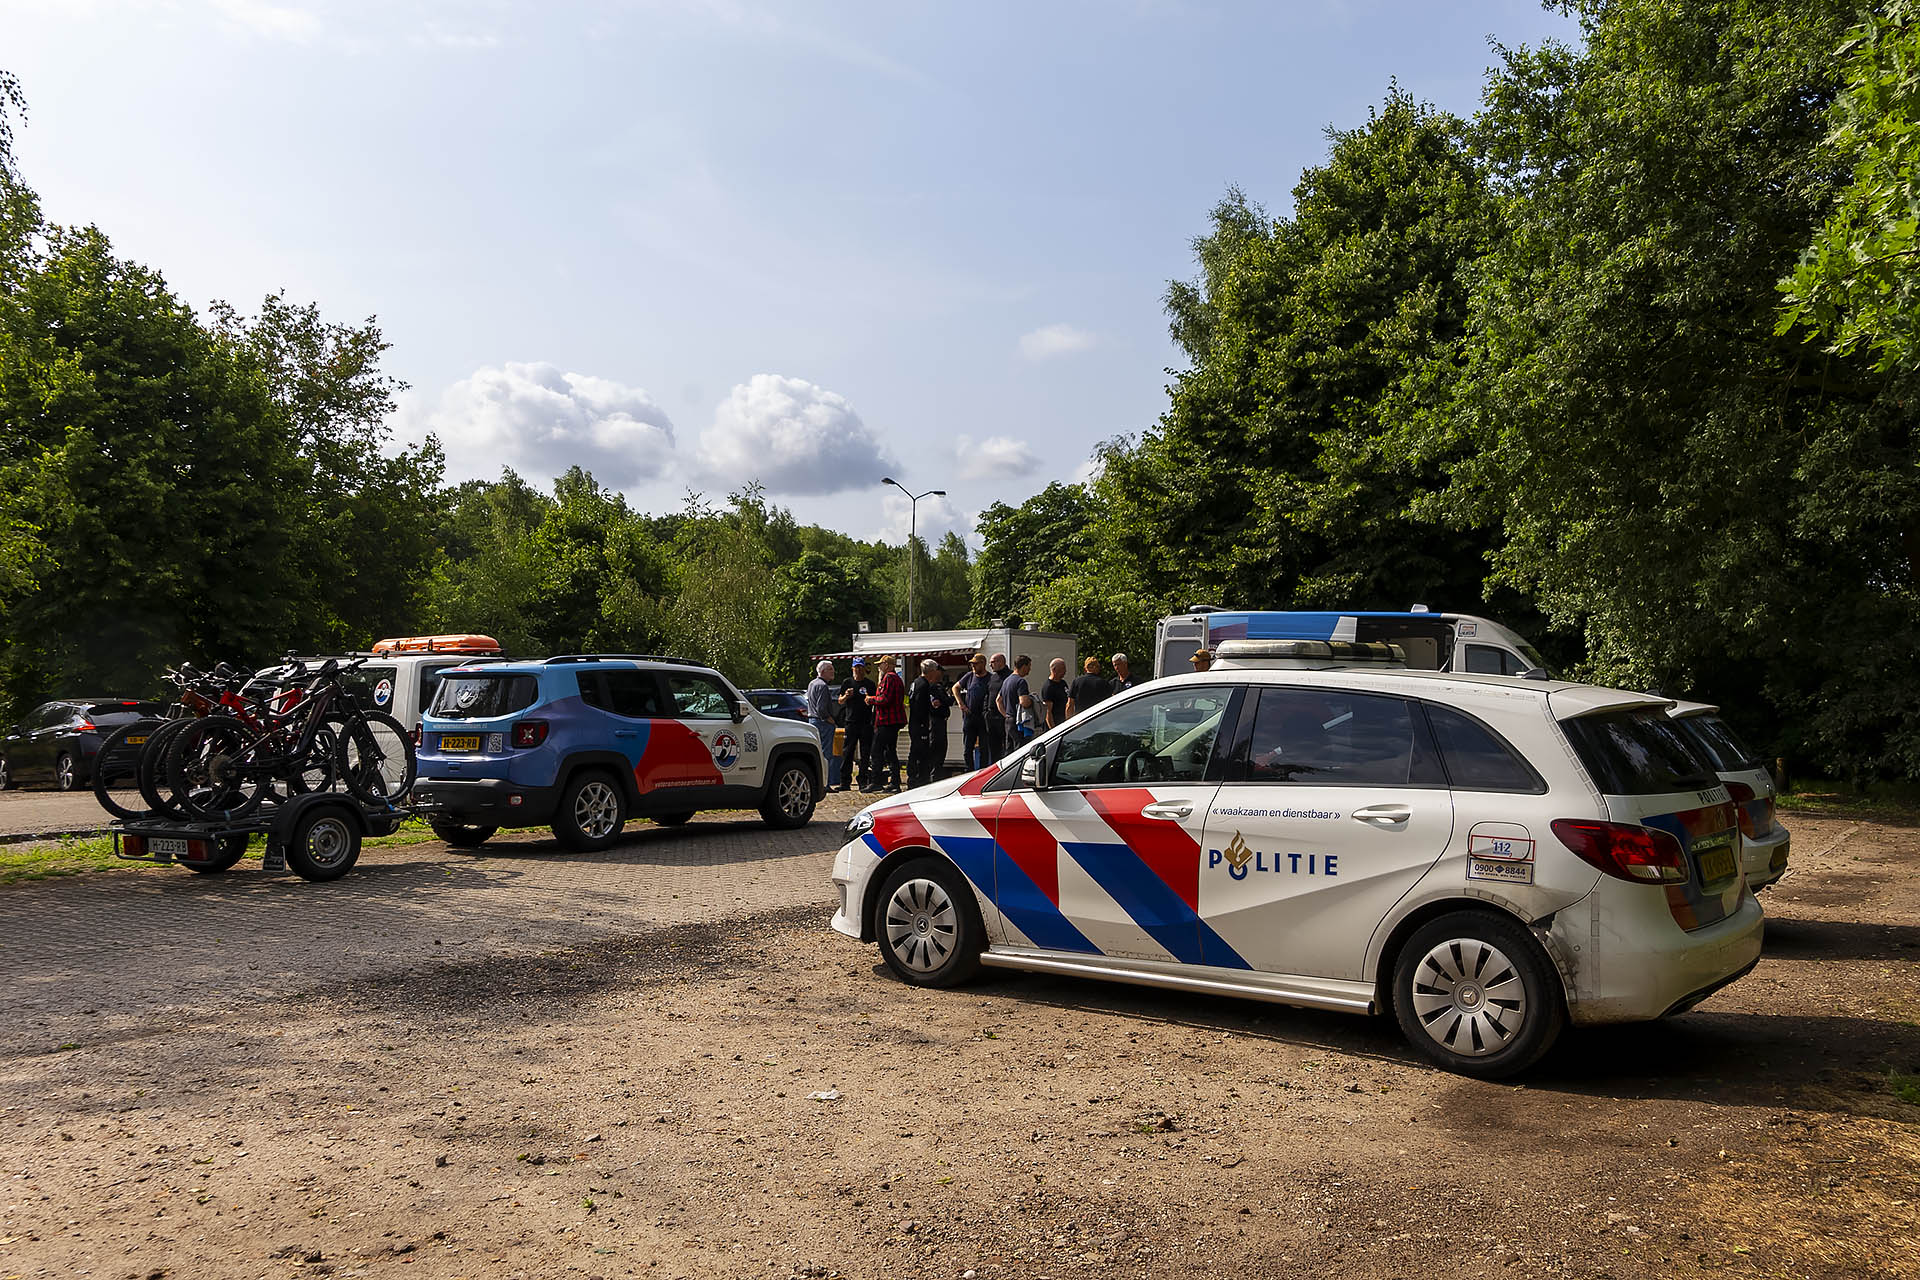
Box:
866, 654, 908, 792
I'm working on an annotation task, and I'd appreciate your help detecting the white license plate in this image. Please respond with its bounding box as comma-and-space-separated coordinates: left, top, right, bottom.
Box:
151, 838, 188, 856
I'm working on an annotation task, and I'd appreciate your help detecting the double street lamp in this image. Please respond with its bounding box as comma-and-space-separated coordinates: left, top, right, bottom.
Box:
882, 476, 944, 629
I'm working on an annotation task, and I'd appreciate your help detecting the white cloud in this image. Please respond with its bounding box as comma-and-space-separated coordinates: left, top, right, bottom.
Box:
1018, 322, 1096, 362
208, 0, 323, 41
954, 434, 1040, 482
696, 373, 897, 496
411, 361, 677, 491
877, 491, 970, 547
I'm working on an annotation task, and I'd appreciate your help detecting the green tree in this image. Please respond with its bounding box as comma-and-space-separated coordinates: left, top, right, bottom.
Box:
1779, 2, 1920, 370
1429, 0, 1912, 772
0, 226, 303, 709
766, 551, 887, 681
970, 482, 1095, 623
1100, 89, 1497, 613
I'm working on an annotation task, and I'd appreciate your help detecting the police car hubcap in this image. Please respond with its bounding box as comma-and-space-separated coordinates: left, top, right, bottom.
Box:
885, 878, 957, 974
1410, 938, 1526, 1058
576, 781, 619, 838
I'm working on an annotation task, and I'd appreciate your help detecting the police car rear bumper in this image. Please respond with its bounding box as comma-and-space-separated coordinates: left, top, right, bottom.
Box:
413, 777, 559, 826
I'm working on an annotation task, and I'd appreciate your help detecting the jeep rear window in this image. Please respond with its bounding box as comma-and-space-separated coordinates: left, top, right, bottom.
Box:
1561, 707, 1720, 796
1675, 714, 1764, 773
430, 674, 538, 719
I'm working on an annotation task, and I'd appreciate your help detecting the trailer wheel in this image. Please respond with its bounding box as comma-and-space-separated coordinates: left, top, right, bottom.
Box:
287, 808, 362, 882
179, 834, 248, 875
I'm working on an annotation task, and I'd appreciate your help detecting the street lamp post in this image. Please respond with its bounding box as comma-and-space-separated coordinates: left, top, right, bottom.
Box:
882, 477, 945, 629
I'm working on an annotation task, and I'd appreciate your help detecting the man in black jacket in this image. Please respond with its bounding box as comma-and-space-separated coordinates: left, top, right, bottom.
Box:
835, 658, 876, 791
906, 659, 949, 787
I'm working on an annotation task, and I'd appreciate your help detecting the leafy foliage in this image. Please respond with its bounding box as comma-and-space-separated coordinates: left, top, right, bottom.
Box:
1779, 2, 1920, 370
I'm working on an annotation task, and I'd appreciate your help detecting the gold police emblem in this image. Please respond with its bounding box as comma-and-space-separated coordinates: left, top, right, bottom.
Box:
1222, 830, 1254, 874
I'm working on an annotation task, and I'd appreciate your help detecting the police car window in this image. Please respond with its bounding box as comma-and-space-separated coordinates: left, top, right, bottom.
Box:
666, 674, 733, 720
1464, 645, 1529, 676
1561, 708, 1719, 796
1052, 688, 1230, 786
1423, 703, 1545, 793
1240, 688, 1441, 787
338, 664, 398, 710
1677, 715, 1763, 773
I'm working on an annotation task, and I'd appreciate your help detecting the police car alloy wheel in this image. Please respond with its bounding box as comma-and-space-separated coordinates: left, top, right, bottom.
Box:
876, 859, 981, 988
1391, 911, 1564, 1078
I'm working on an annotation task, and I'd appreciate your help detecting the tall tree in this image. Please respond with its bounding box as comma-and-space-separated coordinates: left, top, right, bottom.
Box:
1431, 0, 1910, 771
1098, 89, 1499, 613
1778, 1, 1920, 371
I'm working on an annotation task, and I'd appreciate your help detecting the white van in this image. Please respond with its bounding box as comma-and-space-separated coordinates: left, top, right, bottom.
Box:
273, 636, 509, 741
1154, 608, 1548, 680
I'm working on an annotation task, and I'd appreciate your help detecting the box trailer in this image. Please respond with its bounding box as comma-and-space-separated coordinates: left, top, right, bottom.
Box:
815, 625, 1078, 772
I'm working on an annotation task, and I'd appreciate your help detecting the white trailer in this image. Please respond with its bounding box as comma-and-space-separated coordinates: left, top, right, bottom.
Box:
815, 625, 1078, 771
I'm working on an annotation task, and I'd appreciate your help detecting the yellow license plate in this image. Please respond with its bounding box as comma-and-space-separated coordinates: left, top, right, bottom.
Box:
125, 735, 147, 746
1697, 844, 1737, 884
438, 734, 482, 752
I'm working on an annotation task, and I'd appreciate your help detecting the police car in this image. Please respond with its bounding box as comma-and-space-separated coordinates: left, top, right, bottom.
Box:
830, 644, 1765, 1077
413, 654, 825, 850
1667, 701, 1790, 891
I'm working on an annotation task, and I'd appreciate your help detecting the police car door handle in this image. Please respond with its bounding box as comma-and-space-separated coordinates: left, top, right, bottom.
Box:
1142, 801, 1192, 821
613, 729, 640, 738
1352, 803, 1411, 827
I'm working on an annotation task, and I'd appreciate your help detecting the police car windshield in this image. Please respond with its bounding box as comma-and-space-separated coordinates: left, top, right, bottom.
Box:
431, 673, 538, 719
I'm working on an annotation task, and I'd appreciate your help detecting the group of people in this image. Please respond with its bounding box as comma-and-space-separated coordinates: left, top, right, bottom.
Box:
803, 645, 1216, 791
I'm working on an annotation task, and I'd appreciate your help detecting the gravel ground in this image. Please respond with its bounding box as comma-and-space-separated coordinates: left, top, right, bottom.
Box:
0, 806, 1915, 1280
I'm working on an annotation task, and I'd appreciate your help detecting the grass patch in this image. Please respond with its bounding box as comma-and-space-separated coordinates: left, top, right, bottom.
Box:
0, 833, 160, 885
0, 815, 442, 886
1776, 777, 1920, 821
1892, 1072, 1920, 1107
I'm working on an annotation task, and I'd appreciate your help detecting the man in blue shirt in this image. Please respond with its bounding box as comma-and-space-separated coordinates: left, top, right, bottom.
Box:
805, 660, 838, 787
952, 652, 994, 770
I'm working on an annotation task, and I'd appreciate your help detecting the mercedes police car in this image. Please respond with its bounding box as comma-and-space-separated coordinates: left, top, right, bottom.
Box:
829, 640, 1764, 1077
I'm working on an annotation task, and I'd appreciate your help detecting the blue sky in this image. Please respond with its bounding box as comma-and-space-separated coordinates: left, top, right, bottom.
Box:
4, 0, 1578, 545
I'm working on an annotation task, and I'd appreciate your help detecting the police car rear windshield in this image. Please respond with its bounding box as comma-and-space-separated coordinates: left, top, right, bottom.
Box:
1561, 707, 1720, 796
1675, 714, 1764, 773
430, 674, 539, 719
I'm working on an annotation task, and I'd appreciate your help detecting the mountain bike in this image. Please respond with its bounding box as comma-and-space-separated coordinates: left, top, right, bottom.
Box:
162, 658, 414, 820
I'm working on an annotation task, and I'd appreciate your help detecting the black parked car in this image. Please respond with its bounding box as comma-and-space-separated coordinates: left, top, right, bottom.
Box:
0, 699, 168, 791
745, 688, 810, 722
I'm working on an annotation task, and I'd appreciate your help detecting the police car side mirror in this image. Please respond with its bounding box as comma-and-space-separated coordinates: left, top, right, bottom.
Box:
1019, 753, 1044, 790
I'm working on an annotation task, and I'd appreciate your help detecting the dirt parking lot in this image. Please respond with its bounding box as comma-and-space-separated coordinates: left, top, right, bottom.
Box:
1, 803, 1915, 1280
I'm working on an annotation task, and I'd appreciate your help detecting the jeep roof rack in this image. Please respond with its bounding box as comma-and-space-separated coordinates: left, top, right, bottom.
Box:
540, 653, 709, 667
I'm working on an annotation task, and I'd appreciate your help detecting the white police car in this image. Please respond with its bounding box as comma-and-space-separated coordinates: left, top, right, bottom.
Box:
829, 657, 1764, 1077
1667, 701, 1790, 890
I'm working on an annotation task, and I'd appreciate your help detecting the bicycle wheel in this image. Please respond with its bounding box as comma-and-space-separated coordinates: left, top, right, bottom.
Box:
335, 711, 417, 805
92, 718, 167, 820
278, 718, 340, 796
137, 718, 200, 819
165, 718, 270, 820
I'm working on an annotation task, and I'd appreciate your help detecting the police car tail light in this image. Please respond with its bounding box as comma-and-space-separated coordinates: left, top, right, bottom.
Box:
512, 720, 549, 748
1725, 781, 1773, 839
1551, 818, 1687, 884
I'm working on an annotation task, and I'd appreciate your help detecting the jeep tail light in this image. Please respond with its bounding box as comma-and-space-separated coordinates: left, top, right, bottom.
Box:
411, 723, 422, 747
512, 720, 549, 748
1551, 818, 1688, 884
1725, 781, 1773, 839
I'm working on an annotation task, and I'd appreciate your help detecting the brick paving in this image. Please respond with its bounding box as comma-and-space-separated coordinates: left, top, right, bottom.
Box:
0, 789, 872, 1055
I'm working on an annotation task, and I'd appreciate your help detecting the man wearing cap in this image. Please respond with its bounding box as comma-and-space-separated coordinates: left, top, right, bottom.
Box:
867, 654, 908, 792
907, 658, 949, 788
806, 659, 839, 787
953, 652, 994, 770
836, 658, 876, 791
1189, 648, 1214, 672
